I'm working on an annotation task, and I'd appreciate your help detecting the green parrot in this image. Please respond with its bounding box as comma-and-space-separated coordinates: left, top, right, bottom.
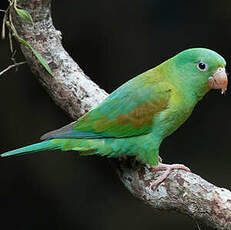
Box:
1, 48, 228, 187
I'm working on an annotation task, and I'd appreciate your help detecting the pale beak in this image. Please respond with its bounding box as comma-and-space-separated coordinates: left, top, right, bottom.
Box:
208, 67, 228, 94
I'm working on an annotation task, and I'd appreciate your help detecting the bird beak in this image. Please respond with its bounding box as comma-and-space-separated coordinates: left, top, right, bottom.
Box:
208, 67, 228, 94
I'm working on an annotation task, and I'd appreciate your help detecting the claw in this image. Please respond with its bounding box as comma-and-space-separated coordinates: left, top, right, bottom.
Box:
150, 163, 191, 189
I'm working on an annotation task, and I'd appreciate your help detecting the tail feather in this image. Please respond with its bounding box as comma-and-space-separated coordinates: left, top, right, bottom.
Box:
1, 141, 60, 157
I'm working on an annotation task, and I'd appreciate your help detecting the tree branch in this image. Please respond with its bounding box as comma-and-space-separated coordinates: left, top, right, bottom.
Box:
9, 0, 231, 229
11, 0, 108, 119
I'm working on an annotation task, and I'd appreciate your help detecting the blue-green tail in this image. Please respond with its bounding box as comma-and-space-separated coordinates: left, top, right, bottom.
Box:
1, 141, 60, 157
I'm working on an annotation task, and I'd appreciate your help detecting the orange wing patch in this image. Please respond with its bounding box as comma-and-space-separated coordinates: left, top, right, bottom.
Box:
116, 99, 169, 128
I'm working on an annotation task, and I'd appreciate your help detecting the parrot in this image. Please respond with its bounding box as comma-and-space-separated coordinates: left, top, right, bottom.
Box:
1, 48, 228, 187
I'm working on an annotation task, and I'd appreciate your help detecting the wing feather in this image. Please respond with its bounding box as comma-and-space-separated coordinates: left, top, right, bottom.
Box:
41, 71, 172, 140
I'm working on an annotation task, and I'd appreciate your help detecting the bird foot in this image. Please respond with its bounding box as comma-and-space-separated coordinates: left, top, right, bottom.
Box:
150, 163, 190, 189
158, 156, 162, 163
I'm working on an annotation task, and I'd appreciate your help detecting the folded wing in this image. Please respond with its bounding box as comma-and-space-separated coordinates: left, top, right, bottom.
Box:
41, 72, 171, 140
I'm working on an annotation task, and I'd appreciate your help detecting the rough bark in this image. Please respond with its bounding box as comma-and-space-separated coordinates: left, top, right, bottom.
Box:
113, 159, 231, 229
12, 0, 108, 119
8, 0, 231, 229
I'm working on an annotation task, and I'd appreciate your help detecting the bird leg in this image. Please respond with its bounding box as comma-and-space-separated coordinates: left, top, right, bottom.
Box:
150, 163, 190, 189
158, 156, 162, 163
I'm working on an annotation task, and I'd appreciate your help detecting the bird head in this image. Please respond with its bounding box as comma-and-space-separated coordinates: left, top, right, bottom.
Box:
172, 48, 228, 97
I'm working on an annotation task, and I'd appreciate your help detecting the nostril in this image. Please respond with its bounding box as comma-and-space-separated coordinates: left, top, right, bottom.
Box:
217, 67, 225, 73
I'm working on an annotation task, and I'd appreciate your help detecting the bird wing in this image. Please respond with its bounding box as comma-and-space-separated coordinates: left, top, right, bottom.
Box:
41, 71, 172, 140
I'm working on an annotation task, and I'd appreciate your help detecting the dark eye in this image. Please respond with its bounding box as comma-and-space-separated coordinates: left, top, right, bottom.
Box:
197, 61, 208, 71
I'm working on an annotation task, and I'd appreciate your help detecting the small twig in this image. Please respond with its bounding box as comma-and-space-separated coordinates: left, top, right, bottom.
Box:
8, 30, 13, 52
1, 8, 8, 39
1, 0, 16, 40
0, 61, 26, 76
11, 50, 17, 63
196, 222, 202, 230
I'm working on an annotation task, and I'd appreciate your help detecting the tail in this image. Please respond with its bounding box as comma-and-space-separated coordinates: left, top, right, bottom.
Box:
1, 140, 60, 157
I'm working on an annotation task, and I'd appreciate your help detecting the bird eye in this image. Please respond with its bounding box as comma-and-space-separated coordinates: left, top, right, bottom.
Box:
197, 61, 208, 71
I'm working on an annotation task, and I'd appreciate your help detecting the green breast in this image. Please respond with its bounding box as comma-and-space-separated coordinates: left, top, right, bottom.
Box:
152, 87, 197, 140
